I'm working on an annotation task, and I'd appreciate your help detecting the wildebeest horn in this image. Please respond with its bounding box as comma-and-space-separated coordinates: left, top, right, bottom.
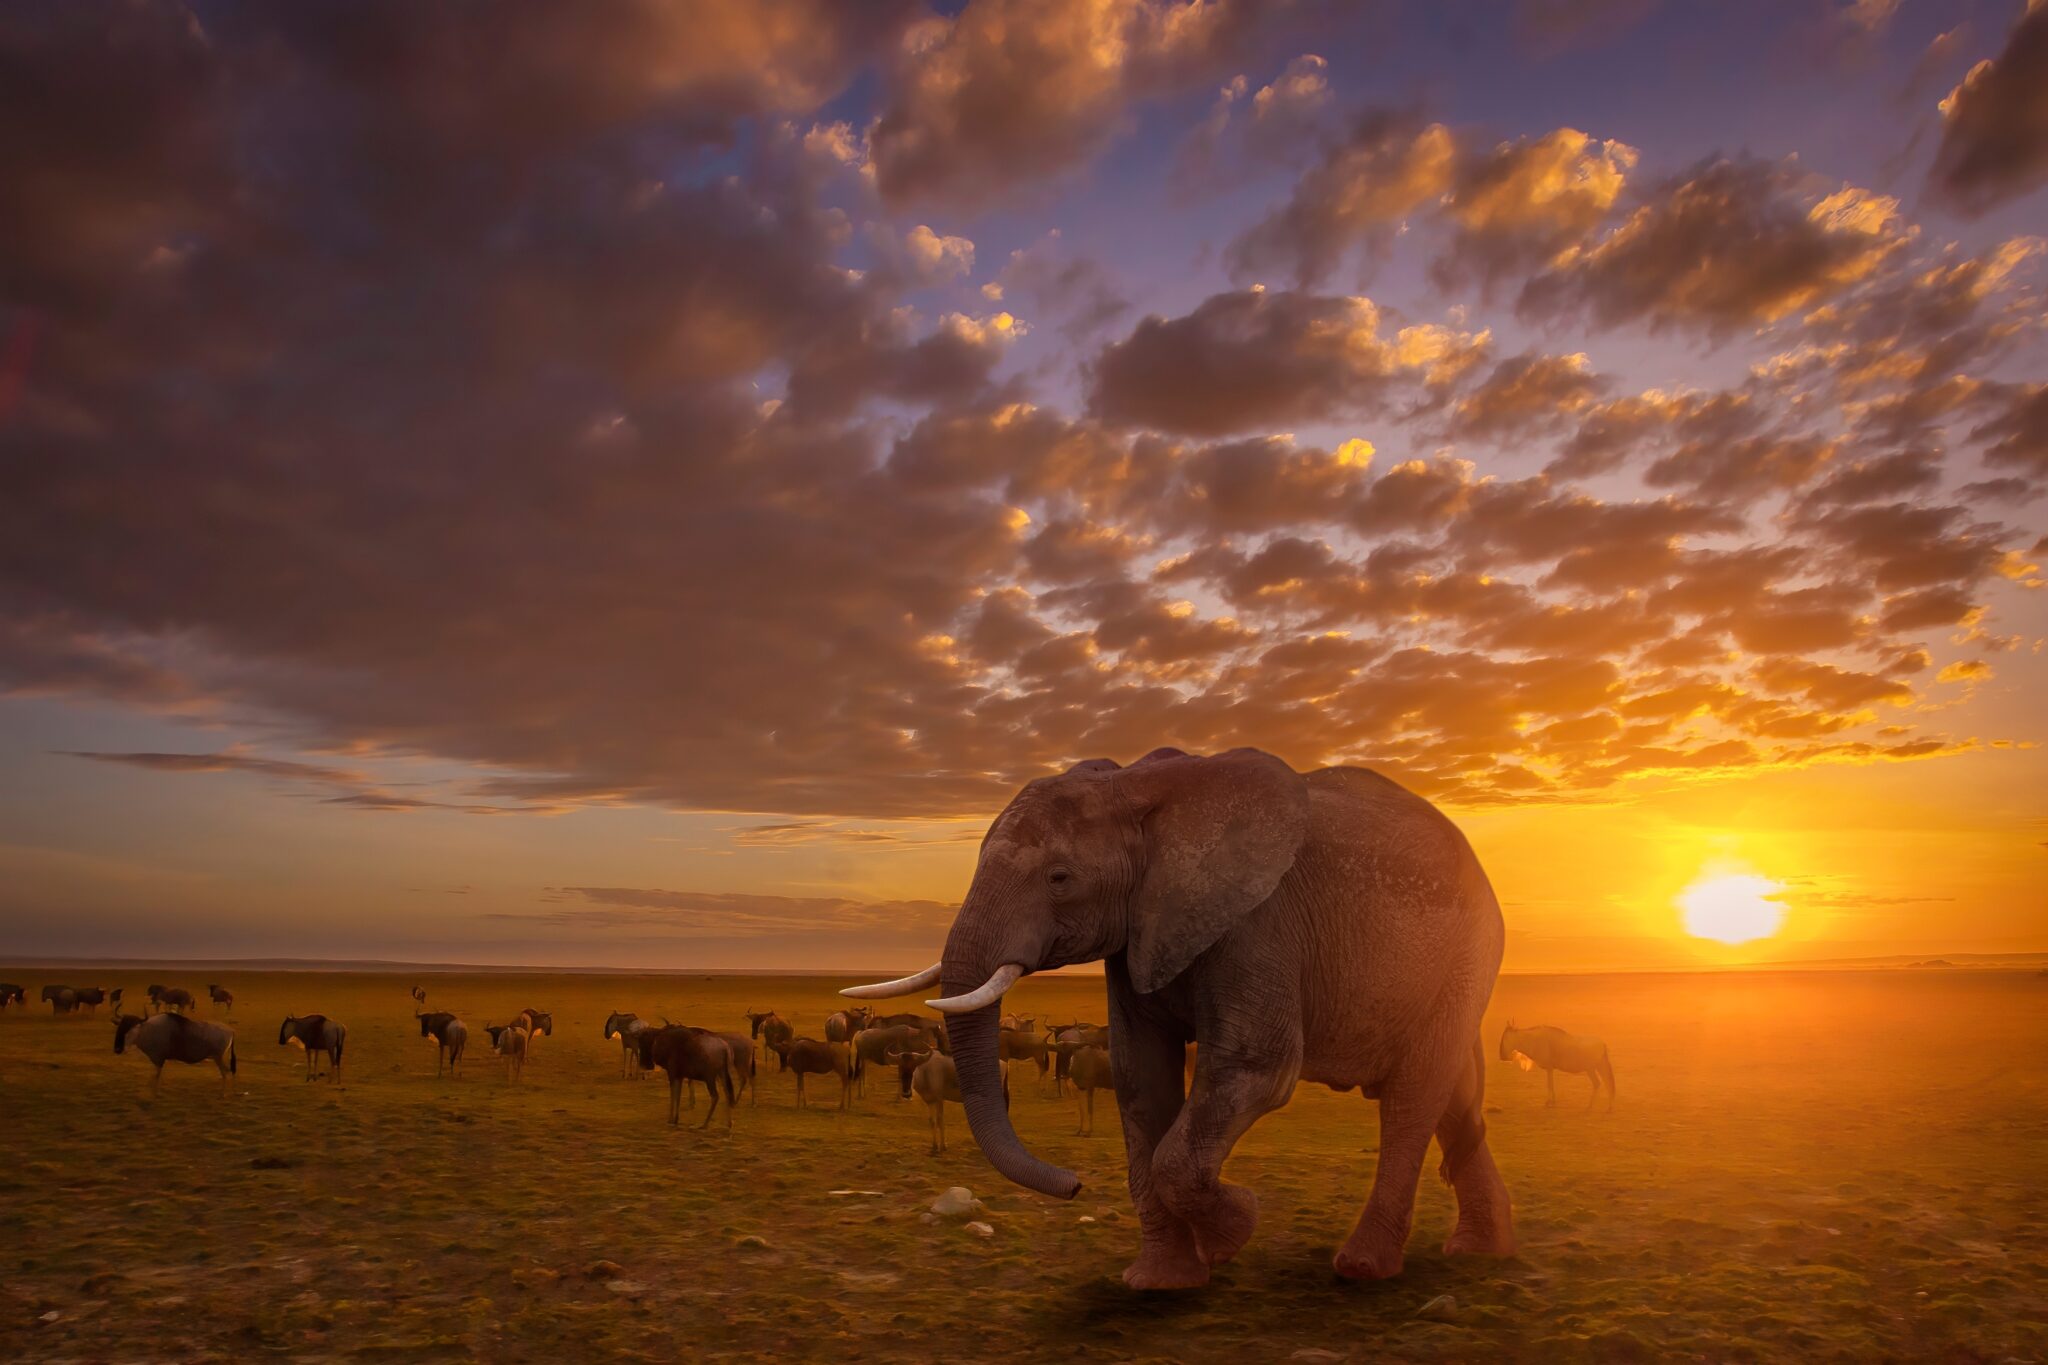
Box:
927, 963, 1025, 1014
840, 962, 943, 999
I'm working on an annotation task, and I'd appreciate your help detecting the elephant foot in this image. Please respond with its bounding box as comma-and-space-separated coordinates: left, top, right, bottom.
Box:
1191, 1185, 1259, 1267
1332, 1225, 1406, 1281
1443, 1218, 1517, 1257
1122, 1243, 1210, 1291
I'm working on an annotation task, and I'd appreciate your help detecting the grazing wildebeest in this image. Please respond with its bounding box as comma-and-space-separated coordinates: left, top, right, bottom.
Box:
824, 1007, 872, 1043
146, 984, 167, 1013
411, 985, 427, 1004
891, 1049, 1008, 1155
605, 1011, 654, 1078
115, 1012, 236, 1097
0, 983, 24, 1010
633, 1025, 735, 1129
1067, 1044, 1114, 1136
1000, 1027, 1053, 1093
155, 986, 197, 1014
852, 1025, 929, 1098
1499, 1022, 1614, 1109
207, 984, 233, 1011
492, 1023, 530, 1082
278, 1014, 347, 1082
771, 1038, 854, 1110
42, 985, 77, 1015
417, 1011, 468, 1077
69, 986, 109, 1015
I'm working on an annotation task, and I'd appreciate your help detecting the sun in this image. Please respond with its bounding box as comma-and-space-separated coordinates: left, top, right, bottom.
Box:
1677, 872, 1786, 944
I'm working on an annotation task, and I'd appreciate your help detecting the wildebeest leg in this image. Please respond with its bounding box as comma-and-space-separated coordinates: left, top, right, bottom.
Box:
697, 1079, 720, 1130
1335, 1066, 1455, 1281
1587, 1071, 1599, 1109
795, 1073, 806, 1107
839, 1072, 851, 1111
1545, 1069, 1557, 1108
668, 1076, 682, 1126
150, 1062, 164, 1098
217, 1056, 232, 1097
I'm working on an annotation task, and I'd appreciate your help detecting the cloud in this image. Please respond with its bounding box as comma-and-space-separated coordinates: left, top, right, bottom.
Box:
1519, 157, 1910, 334
1086, 288, 1486, 435
503, 886, 957, 938
1927, 3, 2048, 215
868, 0, 1287, 207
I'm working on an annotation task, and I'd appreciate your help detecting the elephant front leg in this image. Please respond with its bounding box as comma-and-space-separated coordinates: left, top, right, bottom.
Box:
1153, 1044, 1297, 1272
1108, 986, 1207, 1290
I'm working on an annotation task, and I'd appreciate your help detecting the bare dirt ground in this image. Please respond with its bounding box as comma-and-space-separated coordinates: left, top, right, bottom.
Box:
1, 967, 2042, 1362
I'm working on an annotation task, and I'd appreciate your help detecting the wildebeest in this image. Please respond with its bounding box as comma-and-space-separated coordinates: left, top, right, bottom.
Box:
670, 1027, 758, 1109
491, 1022, 530, 1082
891, 1049, 1007, 1155
771, 1038, 854, 1110
68, 986, 109, 1015
1068, 1044, 1113, 1136
108, 987, 123, 1013
513, 1008, 552, 1050
1000, 1027, 1053, 1093
633, 1025, 735, 1129
852, 1025, 929, 1098
745, 1009, 795, 1063
0, 983, 24, 1010
278, 1014, 347, 1082
1499, 1021, 1615, 1110
150, 986, 197, 1014
1046, 1022, 1108, 1094
604, 1011, 654, 1078
417, 1011, 468, 1077
824, 1007, 872, 1043
207, 984, 233, 1011
115, 1012, 236, 1097
411, 985, 427, 1004
1000, 1014, 1038, 1034
42, 985, 77, 1015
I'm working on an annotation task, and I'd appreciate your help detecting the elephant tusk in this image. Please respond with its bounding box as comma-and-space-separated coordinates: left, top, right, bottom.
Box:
927, 963, 1025, 1014
840, 963, 943, 999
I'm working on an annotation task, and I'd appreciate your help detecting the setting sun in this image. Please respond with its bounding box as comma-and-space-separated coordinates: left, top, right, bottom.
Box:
1678, 872, 1788, 944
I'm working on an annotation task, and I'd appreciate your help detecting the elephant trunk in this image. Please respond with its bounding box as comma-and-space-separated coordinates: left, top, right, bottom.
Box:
945, 1000, 1080, 1200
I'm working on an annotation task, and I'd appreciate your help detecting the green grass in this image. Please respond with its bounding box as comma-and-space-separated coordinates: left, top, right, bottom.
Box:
1, 968, 2044, 1361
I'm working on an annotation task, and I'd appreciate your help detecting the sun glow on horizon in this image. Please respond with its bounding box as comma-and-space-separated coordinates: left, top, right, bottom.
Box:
1678, 871, 1787, 944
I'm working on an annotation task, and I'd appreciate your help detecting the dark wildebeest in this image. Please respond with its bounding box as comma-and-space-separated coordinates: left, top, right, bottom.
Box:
417, 1011, 468, 1077
605, 1011, 654, 1079
672, 1027, 756, 1108
146, 984, 167, 1013
824, 1007, 871, 1044
115, 1013, 236, 1097
278, 1014, 347, 1082
490, 1022, 530, 1082
207, 984, 233, 1011
1499, 1022, 1615, 1110
1067, 1044, 1114, 1136
108, 988, 123, 1014
513, 1008, 553, 1051
890, 1049, 1008, 1155
410, 985, 427, 1005
155, 986, 197, 1015
852, 1025, 928, 1098
1000, 1014, 1038, 1035
633, 1025, 735, 1129
70, 986, 109, 1015
42, 985, 77, 1015
1046, 1022, 1108, 1094
771, 1038, 854, 1110
0, 983, 24, 1010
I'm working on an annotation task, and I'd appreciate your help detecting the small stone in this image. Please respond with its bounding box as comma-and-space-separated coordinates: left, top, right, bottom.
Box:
734, 1235, 771, 1251
606, 1279, 651, 1296
918, 1213, 939, 1226
585, 1260, 625, 1279
965, 1221, 994, 1238
930, 1187, 981, 1218
1078, 1216, 1097, 1225
38, 1311, 60, 1324
1416, 1293, 1458, 1322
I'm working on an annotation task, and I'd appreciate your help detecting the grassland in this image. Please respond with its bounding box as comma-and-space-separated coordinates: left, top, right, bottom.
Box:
1, 967, 2043, 1362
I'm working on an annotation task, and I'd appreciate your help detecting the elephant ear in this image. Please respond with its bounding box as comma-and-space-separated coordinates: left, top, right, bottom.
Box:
1116, 748, 1309, 994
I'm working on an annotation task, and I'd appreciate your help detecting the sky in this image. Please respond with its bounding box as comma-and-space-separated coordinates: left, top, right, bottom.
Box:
1, 0, 2044, 973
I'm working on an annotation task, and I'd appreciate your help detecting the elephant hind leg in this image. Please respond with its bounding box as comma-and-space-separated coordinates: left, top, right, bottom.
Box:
1335, 1067, 1452, 1281
1438, 1038, 1516, 1257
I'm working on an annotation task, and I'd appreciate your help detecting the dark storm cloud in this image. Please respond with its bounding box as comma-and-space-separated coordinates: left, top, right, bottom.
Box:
1926, 3, 2048, 216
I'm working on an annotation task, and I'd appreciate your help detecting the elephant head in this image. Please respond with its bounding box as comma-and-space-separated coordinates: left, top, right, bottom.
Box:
843, 747, 1309, 1199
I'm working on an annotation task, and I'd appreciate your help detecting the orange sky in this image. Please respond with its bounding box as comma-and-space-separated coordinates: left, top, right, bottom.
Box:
1, 0, 2045, 970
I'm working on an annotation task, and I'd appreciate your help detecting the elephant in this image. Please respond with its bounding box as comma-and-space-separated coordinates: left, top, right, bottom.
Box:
843, 746, 1516, 1289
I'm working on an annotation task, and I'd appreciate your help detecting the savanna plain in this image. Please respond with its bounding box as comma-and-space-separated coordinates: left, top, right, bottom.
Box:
1, 967, 2043, 1363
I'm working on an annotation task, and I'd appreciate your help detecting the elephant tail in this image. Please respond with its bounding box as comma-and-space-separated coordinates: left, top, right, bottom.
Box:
1437, 1033, 1486, 1186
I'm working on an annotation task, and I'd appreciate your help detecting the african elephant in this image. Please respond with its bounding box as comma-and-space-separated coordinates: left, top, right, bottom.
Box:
844, 746, 1515, 1289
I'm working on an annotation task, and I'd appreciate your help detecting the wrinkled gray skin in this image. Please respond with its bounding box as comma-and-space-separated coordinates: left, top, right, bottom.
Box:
918, 746, 1515, 1289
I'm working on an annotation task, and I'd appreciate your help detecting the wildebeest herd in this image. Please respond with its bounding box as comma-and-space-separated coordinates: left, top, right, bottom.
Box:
3, 981, 1615, 1137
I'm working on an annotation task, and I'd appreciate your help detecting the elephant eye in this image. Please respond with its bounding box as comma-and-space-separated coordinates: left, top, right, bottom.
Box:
1047, 867, 1072, 888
